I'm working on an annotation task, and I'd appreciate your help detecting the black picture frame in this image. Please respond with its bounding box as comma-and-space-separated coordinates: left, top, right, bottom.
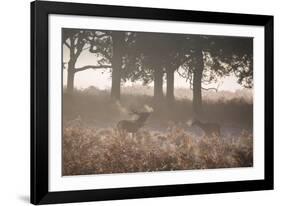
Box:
31, 0, 274, 204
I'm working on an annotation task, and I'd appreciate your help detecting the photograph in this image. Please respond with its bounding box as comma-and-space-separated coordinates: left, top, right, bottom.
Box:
30, 1, 273, 204
62, 28, 254, 176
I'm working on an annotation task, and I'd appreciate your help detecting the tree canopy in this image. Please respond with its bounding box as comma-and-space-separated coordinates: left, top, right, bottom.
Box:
62, 28, 253, 113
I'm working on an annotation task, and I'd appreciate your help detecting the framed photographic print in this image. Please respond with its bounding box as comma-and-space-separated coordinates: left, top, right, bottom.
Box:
31, 0, 274, 204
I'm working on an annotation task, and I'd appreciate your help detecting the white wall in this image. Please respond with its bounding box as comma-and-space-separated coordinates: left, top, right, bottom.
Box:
0, 0, 279, 205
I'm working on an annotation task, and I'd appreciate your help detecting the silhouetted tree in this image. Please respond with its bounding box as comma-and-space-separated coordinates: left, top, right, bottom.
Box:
178, 35, 253, 114
63, 29, 111, 93
88, 31, 129, 101
111, 32, 125, 101
126, 33, 167, 102
162, 34, 188, 104
126, 32, 187, 103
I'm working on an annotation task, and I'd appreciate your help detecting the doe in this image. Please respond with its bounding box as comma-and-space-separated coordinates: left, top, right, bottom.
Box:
192, 119, 221, 138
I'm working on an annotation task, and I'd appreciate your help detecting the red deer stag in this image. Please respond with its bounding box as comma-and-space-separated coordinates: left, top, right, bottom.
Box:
117, 106, 153, 137
192, 120, 221, 138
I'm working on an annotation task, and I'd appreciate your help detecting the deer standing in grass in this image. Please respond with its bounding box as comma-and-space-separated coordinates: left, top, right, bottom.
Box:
192, 120, 221, 138
117, 106, 153, 137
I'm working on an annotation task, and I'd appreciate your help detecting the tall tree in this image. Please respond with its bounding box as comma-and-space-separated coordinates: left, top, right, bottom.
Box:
89, 30, 129, 101
162, 34, 188, 104
63, 29, 87, 93
111, 32, 125, 100
192, 49, 204, 113
126, 32, 187, 102
63, 29, 111, 93
130, 32, 167, 102
178, 35, 253, 114
164, 53, 188, 104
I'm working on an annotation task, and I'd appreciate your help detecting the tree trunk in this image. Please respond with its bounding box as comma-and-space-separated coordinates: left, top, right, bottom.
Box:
154, 66, 164, 102
166, 68, 175, 104
111, 32, 123, 101
111, 60, 121, 101
192, 50, 204, 114
67, 61, 75, 94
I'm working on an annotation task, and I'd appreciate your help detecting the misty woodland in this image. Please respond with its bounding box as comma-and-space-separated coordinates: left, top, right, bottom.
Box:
62, 28, 253, 175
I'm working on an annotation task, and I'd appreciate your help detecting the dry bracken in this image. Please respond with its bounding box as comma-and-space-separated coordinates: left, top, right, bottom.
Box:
63, 123, 253, 176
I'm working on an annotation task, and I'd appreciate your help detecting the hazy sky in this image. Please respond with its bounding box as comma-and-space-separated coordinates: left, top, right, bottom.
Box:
63, 44, 246, 92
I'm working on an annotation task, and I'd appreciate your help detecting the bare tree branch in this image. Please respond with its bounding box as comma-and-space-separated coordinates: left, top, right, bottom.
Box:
74, 41, 86, 60
82, 46, 91, 51
63, 40, 71, 48
189, 83, 220, 92
75, 65, 112, 73
90, 47, 112, 61
201, 87, 218, 92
